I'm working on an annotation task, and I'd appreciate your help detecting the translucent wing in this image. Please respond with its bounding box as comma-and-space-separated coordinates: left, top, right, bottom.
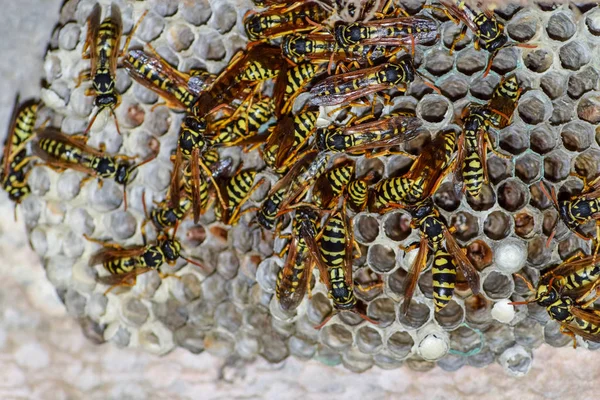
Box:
443, 228, 481, 294
401, 235, 429, 315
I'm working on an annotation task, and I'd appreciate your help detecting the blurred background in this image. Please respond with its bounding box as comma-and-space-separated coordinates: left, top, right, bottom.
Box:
0, 0, 598, 398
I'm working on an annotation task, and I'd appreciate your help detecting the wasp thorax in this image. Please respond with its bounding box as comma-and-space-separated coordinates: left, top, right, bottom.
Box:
114, 163, 131, 184
161, 239, 181, 262
95, 157, 118, 178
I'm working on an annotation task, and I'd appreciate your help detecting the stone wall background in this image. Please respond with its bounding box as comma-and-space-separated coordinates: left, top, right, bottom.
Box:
0, 0, 598, 398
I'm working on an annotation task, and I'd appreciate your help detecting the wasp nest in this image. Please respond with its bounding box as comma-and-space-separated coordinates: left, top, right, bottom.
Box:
22, 0, 600, 375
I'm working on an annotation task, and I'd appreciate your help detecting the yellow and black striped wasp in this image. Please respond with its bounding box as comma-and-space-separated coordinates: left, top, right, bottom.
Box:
86, 229, 207, 294
314, 208, 379, 328
244, 1, 332, 43
540, 177, 600, 255
273, 61, 325, 117
33, 128, 157, 210
511, 254, 600, 347
264, 106, 320, 172
79, 3, 146, 135
123, 48, 215, 111
142, 152, 234, 235
307, 55, 430, 107
311, 158, 356, 210
438, 0, 535, 76
487, 74, 521, 129
215, 168, 266, 226
275, 205, 326, 311
1, 98, 40, 213
372, 128, 457, 210
333, 15, 439, 50
316, 112, 422, 155
210, 96, 275, 147
400, 199, 480, 313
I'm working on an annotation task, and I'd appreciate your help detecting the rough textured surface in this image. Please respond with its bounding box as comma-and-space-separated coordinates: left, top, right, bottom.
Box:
2, 0, 600, 394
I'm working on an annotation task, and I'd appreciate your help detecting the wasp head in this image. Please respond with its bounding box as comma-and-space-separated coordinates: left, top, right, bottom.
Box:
115, 162, 132, 185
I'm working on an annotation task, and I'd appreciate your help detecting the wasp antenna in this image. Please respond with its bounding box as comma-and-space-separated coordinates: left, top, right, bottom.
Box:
513, 273, 536, 293
314, 311, 337, 330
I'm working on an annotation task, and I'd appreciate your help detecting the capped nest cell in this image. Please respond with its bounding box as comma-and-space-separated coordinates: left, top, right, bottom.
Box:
19, 0, 600, 375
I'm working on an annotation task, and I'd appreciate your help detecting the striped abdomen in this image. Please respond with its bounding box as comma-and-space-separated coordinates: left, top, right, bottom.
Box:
462, 151, 485, 198
258, 187, 285, 230
373, 177, 414, 208
11, 101, 38, 147
432, 247, 457, 312
38, 138, 87, 164
347, 179, 368, 210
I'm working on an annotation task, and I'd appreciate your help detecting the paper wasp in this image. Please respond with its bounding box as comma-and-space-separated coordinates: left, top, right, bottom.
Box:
540, 177, 600, 254
79, 3, 146, 135
486, 74, 522, 129
33, 128, 157, 210
275, 206, 324, 311
210, 97, 275, 147
123, 48, 215, 111
372, 128, 457, 210
244, 1, 331, 42
281, 32, 391, 71
316, 112, 421, 155
307, 56, 419, 107
333, 16, 438, 49
215, 168, 265, 226
312, 159, 355, 210
400, 199, 480, 314
142, 153, 233, 235
346, 172, 378, 212
86, 230, 207, 293
264, 106, 319, 172
314, 208, 378, 329
273, 61, 324, 117
511, 255, 600, 347
438, 0, 534, 76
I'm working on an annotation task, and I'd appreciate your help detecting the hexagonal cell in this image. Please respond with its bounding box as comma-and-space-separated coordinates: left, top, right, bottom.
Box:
514, 210, 535, 238
469, 74, 499, 100
515, 153, 541, 184
574, 149, 600, 181
435, 300, 464, 330
578, 94, 600, 124
559, 41, 591, 71
387, 330, 414, 359
466, 239, 493, 270
382, 211, 412, 242
433, 182, 461, 212
540, 71, 567, 100
438, 75, 468, 101
354, 214, 379, 244
549, 98, 575, 126
463, 294, 492, 327
543, 320, 571, 348
543, 151, 571, 182
567, 67, 599, 100
367, 297, 396, 328
424, 49, 454, 76
527, 236, 552, 266
561, 121, 593, 152
356, 326, 383, 354
482, 270, 514, 300
416, 95, 450, 123
523, 48, 553, 73
487, 156, 513, 184
546, 11, 576, 41
587, 8, 600, 35
530, 125, 556, 154
455, 48, 486, 75
489, 46, 518, 76
367, 244, 397, 274
507, 10, 539, 42
449, 211, 479, 242
321, 324, 353, 351
398, 300, 431, 329
498, 179, 528, 212
466, 185, 496, 211
518, 94, 549, 125
499, 124, 528, 155
484, 211, 511, 240
529, 182, 552, 210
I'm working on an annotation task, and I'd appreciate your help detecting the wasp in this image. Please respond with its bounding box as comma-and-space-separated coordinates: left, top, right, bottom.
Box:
438, 0, 535, 77
316, 112, 421, 155
33, 128, 156, 210
312, 159, 355, 209
346, 171, 378, 212
314, 208, 378, 328
540, 177, 600, 254
215, 168, 266, 226
123, 48, 215, 111
2, 149, 31, 210
143, 153, 233, 235
372, 128, 457, 210
401, 199, 480, 314
264, 106, 319, 172
86, 232, 207, 293
210, 97, 275, 147
191, 43, 283, 117
486, 74, 522, 129
307, 56, 419, 107
244, 1, 332, 42
454, 104, 509, 198
79, 3, 146, 135
281, 32, 391, 72
511, 257, 600, 347
334, 16, 438, 50
275, 206, 325, 311
273, 61, 325, 117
